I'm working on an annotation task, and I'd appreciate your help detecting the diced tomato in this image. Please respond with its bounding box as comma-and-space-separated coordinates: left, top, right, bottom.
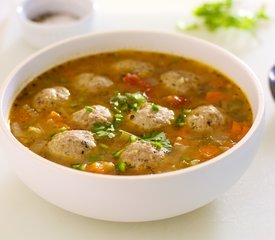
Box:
122, 73, 151, 91
164, 95, 189, 107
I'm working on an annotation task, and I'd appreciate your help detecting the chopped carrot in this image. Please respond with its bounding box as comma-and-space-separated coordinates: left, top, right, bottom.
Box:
230, 121, 250, 140
85, 161, 115, 174
199, 145, 221, 159
230, 121, 242, 136
206, 91, 228, 104
48, 111, 63, 122
46, 111, 70, 130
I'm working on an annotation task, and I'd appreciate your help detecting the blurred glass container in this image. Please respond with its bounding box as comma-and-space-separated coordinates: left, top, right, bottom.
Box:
17, 0, 93, 48
0, 0, 10, 25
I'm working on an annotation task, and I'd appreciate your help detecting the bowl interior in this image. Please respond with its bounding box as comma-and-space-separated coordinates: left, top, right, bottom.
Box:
1, 31, 263, 127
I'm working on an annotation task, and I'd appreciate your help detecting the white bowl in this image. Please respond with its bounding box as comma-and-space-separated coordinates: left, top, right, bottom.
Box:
17, 0, 93, 48
0, 30, 264, 222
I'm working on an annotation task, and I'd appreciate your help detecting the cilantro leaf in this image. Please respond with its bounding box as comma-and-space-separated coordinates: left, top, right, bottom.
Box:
110, 92, 147, 113
142, 132, 172, 153
177, 0, 269, 33
91, 122, 115, 139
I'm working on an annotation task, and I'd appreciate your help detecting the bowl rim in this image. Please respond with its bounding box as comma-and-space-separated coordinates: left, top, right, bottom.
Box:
0, 29, 265, 181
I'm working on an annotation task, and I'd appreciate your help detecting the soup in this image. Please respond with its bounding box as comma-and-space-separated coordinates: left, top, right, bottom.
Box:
9, 50, 253, 175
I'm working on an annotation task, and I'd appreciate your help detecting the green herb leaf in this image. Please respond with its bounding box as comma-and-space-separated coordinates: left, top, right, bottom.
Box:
71, 163, 87, 171
59, 126, 67, 133
151, 103, 159, 112
115, 161, 127, 172
112, 149, 124, 158
91, 122, 115, 139
177, 0, 269, 33
113, 113, 124, 127
175, 109, 192, 127
84, 106, 94, 112
142, 132, 172, 153
119, 129, 139, 143
110, 92, 147, 113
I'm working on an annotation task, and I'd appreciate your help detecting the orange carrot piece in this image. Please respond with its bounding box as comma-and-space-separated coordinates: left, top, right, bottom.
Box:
206, 91, 228, 104
48, 111, 63, 122
230, 121, 243, 136
230, 121, 250, 140
85, 162, 115, 174
199, 145, 220, 159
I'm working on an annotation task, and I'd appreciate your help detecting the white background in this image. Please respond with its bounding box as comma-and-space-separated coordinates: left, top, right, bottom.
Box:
0, 0, 275, 239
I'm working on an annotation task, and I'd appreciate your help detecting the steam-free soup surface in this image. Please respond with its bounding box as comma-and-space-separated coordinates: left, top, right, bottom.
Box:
10, 50, 252, 175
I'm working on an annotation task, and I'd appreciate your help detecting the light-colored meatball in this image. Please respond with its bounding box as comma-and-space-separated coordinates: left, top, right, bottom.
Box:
47, 130, 96, 163
160, 70, 199, 94
71, 105, 113, 130
186, 105, 225, 132
33, 86, 70, 111
128, 103, 174, 132
74, 73, 113, 93
120, 141, 164, 169
112, 59, 154, 77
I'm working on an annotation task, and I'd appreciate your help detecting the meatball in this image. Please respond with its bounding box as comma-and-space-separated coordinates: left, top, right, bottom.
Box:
47, 130, 96, 163
120, 141, 164, 169
74, 73, 113, 93
160, 70, 199, 94
72, 105, 113, 130
186, 105, 225, 132
128, 103, 174, 132
33, 86, 70, 111
112, 59, 154, 77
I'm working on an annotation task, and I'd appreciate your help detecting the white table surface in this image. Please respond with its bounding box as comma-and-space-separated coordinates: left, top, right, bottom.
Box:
1, 0, 275, 239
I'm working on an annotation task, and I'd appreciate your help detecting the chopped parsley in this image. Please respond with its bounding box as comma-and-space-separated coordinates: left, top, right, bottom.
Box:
110, 92, 147, 113
112, 149, 124, 158
177, 0, 269, 33
151, 104, 159, 112
71, 163, 87, 171
84, 106, 94, 112
175, 109, 191, 127
113, 113, 124, 127
142, 132, 172, 153
91, 122, 115, 139
117, 130, 172, 153
115, 161, 127, 172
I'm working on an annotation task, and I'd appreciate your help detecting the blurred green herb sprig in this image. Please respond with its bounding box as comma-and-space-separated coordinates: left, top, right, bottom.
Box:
177, 0, 269, 33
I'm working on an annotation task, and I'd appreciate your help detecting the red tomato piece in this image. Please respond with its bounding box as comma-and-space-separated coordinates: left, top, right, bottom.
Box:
122, 73, 151, 91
